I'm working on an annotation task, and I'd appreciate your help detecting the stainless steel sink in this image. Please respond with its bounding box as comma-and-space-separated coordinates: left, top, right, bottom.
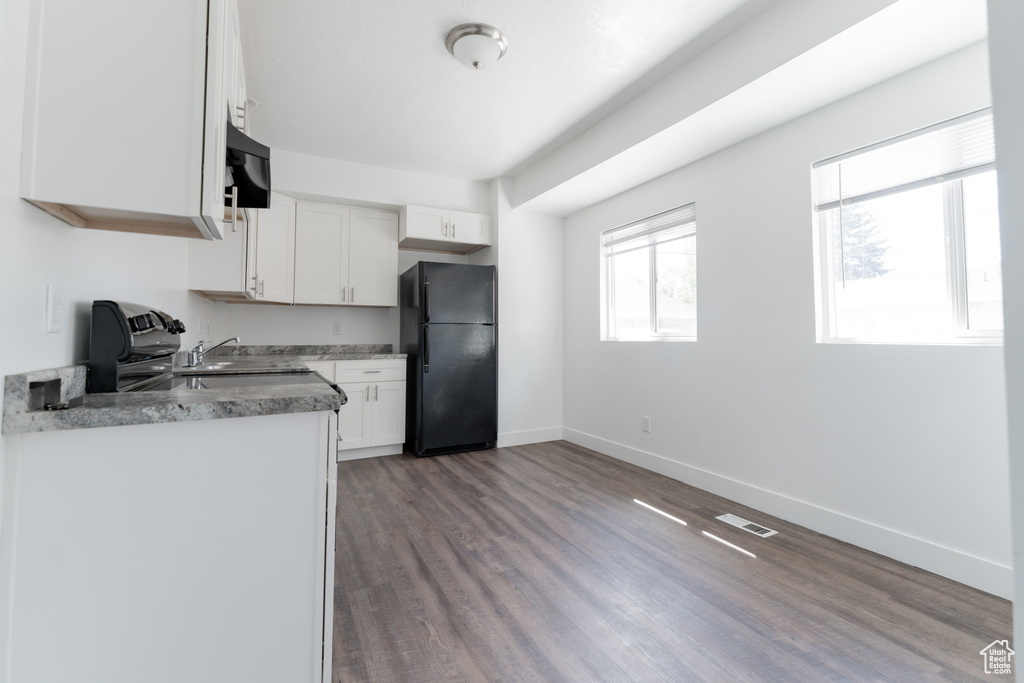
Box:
143, 373, 328, 391
175, 356, 309, 375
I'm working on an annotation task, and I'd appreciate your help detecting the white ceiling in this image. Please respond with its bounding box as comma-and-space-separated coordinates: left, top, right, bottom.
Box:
238, 0, 989, 216
237, 0, 774, 181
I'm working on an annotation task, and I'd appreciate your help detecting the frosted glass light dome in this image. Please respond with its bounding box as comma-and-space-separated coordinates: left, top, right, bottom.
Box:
445, 24, 508, 70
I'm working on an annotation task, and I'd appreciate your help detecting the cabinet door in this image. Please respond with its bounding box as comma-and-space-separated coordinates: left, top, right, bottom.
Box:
294, 202, 349, 305
322, 411, 338, 683
337, 382, 371, 450
349, 209, 398, 306
188, 202, 251, 295
370, 381, 406, 447
402, 205, 449, 241
449, 211, 490, 246
21, 0, 227, 239
200, 0, 231, 239
253, 193, 295, 303
225, 0, 246, 131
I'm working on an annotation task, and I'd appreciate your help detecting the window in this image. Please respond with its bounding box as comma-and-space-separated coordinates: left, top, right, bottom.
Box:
602, 204, 696, 341
813, 109, 1002, 344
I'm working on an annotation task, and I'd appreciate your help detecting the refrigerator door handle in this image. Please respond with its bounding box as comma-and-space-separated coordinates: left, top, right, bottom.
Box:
423, 280, 430, 323
423, 326, 430, 373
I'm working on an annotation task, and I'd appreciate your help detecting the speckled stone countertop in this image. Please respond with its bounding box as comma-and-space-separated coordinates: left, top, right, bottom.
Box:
212, 344, 406, 362
0, 343, 399, 435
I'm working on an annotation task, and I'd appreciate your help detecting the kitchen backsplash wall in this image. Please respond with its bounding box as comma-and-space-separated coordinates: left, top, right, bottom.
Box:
200, 249, 469, 348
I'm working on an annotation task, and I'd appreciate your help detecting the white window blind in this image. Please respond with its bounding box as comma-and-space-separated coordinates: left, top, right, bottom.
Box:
602, 203, 696, 256
813, 109, 995, 212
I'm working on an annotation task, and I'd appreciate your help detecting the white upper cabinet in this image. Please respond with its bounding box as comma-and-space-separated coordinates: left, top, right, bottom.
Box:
349, 208, 399, 307
188, 192, 294, 303
400, 206, 448, 241
20, 0, 241, 240
188, 207, 252, 299
448, 210, 490, 245
251, 194, 296, 303
294, 203, 398, 307
225, 1, 248, 132
294, 202, 351, 306
399, 205, 491, 254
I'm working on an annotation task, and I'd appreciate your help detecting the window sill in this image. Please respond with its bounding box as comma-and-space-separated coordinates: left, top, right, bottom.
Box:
819, 336, 1003, 347
602, 336, 697, 343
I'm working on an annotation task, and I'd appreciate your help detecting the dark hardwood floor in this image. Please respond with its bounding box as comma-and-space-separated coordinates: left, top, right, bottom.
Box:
331, 441, 1012, 682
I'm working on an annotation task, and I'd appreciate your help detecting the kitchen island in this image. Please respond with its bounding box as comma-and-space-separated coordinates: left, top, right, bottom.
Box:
0, 347, 394, 683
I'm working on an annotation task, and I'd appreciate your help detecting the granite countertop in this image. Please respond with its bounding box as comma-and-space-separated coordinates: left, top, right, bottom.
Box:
2, 344, 401, 435
214, 344, 406, 362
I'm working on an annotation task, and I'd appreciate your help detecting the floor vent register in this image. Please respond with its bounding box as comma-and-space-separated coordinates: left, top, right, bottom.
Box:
716, 513, 778, 538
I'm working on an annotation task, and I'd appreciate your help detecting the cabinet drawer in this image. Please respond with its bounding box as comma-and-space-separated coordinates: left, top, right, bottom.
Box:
336, 359, 406, 382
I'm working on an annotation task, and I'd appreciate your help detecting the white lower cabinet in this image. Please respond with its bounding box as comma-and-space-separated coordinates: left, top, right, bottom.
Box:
309, 359, 406, 454
337, 380, 406, 449
0, 411, 337, 683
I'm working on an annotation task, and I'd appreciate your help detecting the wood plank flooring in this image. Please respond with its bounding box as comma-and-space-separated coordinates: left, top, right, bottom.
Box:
331, 441, 1012, 682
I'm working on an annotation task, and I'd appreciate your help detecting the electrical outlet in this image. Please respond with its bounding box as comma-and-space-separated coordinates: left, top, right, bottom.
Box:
642, 416, 652, 433
333, 322, 343, 336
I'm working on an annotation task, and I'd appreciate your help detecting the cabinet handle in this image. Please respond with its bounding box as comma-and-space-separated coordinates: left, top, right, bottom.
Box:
258, 279, 265, 297
452, 222, 455, 239
351, 288, 355, 303
374, 385, 378, 401
249, 274, 257, 293
224, 186, 239, 232
341, 286, 346, 303
443, 221, 448, 237
364, 370, 381, 374
364, 386, 369, 402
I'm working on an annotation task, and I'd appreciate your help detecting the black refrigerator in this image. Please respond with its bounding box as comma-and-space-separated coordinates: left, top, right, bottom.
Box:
400, 262, 497, 457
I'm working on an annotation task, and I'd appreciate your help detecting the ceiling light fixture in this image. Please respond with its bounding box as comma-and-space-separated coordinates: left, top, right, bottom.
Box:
445, 23, 508, 70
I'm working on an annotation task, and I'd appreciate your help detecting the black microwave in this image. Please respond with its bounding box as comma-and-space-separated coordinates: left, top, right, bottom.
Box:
225, 119, 271, 209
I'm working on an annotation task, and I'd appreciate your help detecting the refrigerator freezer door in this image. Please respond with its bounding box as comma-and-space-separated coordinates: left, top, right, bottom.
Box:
419, 323, 497, 452
421, 262, 495, 324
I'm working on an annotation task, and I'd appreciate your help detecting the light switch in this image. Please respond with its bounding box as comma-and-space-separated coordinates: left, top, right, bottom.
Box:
45, 283, 63, 334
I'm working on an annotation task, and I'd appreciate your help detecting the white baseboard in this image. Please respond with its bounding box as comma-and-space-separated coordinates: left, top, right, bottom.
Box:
563, 428, 1013, 600
336, 443, 403, 462
497, 427, 564, 448
336, 428, 564, 461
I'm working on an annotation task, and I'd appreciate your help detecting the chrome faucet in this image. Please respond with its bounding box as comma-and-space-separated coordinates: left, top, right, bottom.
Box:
187, 336, 240, 367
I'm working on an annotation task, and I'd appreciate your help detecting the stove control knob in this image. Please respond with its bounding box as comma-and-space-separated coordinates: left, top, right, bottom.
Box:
168, 319, 186, 334
129, 314, 155, 332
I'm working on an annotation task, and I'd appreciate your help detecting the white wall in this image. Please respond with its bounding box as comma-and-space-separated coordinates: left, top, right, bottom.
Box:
987, 0, 1024, 643
562, 43, 1012, 597
483, 180, 564, 446
271, 149, 490, 213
